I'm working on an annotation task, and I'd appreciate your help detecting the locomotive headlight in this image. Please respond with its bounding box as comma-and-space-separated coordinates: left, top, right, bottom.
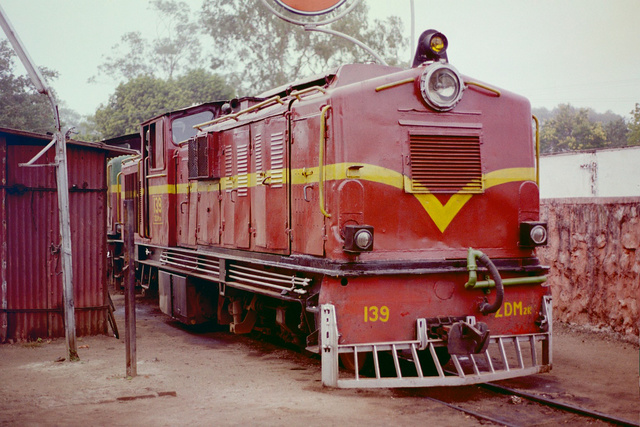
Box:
530, 225, 548, 245
519, 222, 548, 247
430, 35, 446, 53
354, 229, 373, 250
419, 63, 465, 111
344, 225, 374, 253
412, 30, 449, 66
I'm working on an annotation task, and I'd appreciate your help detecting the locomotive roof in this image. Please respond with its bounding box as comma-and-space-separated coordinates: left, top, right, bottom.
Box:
258, 63, 403, 98
257, 69, 338, 99
140, 100, 227, 125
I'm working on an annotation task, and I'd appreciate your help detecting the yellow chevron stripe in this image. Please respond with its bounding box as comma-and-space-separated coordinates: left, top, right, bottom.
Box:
132, 163, 535, 233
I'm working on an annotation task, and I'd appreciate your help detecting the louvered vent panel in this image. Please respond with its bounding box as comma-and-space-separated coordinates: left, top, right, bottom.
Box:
224, 147, 233, 193
236, 143, 249, 197
409, 134, 483, 193
254, 133, 263, 173
270, 131, 285, 188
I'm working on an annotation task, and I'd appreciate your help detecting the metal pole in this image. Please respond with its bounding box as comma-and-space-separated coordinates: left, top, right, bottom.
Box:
410, 0, 415, 66
55, 129, 78, 361
124, 199, 137, 377
0, 142, 7, 342
0, 5, 77, 360
304, 25, 388, 66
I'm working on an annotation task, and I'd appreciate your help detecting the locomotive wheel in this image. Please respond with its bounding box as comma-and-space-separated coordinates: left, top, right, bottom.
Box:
417, 347, 451, 376
339, 352, 369, 373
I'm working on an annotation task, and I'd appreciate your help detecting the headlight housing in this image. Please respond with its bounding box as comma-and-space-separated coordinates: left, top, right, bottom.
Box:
344, 225, 374, 253
519, 222, 548, 247
419, 63, 465, 112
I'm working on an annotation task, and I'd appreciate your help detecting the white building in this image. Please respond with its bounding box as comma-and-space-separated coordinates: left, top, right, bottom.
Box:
539, 146, 640, 198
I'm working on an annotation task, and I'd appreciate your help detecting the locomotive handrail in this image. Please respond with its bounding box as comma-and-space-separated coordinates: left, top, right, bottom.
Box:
375, 77, 415, 92
141, 158, 151, 238
464, 81, 501, 97
319, 105, 332, 218
193, 96, 285, 130
146, 173, 167, 179
116, 171, 123, 224
532, 115, 541, 185
121, 154, 141, 165
290, 85, 327, 100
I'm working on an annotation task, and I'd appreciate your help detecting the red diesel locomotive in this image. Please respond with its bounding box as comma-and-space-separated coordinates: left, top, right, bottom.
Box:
109, 30, 551, 387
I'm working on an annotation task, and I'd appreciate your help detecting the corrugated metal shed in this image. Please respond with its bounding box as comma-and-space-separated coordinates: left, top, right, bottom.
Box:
0, 127, 135, 342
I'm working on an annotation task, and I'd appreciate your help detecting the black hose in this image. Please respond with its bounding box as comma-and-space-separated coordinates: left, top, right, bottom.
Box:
477, 253, 504, 315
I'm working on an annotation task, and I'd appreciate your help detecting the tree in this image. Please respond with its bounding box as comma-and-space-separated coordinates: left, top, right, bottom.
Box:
0, 39, 59, 133
59, 105, 100, 142
603, 118, 629, 148
628, 103, 640, 146
538, 104, 627, 153
200, 0, 408, 94
94, 69, 234, 139
92, 0, 202, 82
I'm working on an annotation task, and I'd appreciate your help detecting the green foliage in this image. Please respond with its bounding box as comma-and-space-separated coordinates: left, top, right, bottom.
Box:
628, 103, 640, 146
92, 0, 201, 82
94, 69, 234, 139
603, 118, 629, 147
537, 104, 634, 153
59, 106, 100, 142
90, 0, 236, 139
200, 0, 408, 94
90, 0, 407, 139
0, 39, 59, 133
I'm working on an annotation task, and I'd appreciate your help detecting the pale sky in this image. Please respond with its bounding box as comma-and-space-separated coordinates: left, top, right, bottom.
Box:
2, 0, 639, 118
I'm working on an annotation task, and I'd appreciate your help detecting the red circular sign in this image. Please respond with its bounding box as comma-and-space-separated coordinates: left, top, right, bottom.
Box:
274, 0, 346, 15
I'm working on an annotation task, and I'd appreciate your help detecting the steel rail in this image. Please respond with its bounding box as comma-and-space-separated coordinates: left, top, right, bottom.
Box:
424, 396, 519, 427
480, 382, 639, 427
426, 381, 638, 427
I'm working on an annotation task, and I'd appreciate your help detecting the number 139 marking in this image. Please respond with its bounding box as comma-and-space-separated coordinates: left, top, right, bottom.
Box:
364, 306, 389, 322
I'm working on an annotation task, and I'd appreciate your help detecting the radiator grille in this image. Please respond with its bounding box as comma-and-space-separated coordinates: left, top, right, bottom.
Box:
187, 136, 206, 179
187, 134, 220, 179
408, 134, 483, 193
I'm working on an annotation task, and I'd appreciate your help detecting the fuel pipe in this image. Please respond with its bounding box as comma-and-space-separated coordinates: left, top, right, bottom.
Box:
464, 248, 548, 315
464, 248, 504, 315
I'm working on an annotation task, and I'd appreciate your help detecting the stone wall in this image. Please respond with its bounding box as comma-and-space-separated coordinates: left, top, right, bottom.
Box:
537, 198, 639, 338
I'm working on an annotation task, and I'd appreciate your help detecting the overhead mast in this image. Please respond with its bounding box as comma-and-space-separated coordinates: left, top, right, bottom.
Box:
0, 4, 78, 361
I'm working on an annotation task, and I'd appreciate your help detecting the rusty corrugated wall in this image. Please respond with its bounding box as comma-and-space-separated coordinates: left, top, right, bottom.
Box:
1, 129, 114, 342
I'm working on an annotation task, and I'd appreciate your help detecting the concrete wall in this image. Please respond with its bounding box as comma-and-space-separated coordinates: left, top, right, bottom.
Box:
537, 198, 639, 338
539, 146, 640, 198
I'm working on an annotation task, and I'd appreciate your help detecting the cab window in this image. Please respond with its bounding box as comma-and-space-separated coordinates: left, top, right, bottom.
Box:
172, 111, 215, 144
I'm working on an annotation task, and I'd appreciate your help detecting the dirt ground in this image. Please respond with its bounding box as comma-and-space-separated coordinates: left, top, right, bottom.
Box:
0, 294, 638, 426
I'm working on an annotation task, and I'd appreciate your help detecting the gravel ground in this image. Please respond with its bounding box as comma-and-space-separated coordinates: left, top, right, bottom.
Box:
0, 294, 637, 426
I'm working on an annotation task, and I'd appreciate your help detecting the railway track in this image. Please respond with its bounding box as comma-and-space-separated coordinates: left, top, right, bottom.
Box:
420, 381, 639, 427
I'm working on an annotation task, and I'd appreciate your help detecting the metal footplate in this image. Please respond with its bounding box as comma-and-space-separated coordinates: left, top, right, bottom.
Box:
320, 300, 552, 388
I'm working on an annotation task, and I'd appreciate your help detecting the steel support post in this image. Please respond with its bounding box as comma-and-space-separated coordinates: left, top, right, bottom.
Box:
124, 199, 137, 377
55, 130, 78, 361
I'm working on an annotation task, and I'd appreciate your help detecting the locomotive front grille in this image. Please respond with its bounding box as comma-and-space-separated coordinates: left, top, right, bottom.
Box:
408, 134, 483, 194
320, 299, 552, 388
